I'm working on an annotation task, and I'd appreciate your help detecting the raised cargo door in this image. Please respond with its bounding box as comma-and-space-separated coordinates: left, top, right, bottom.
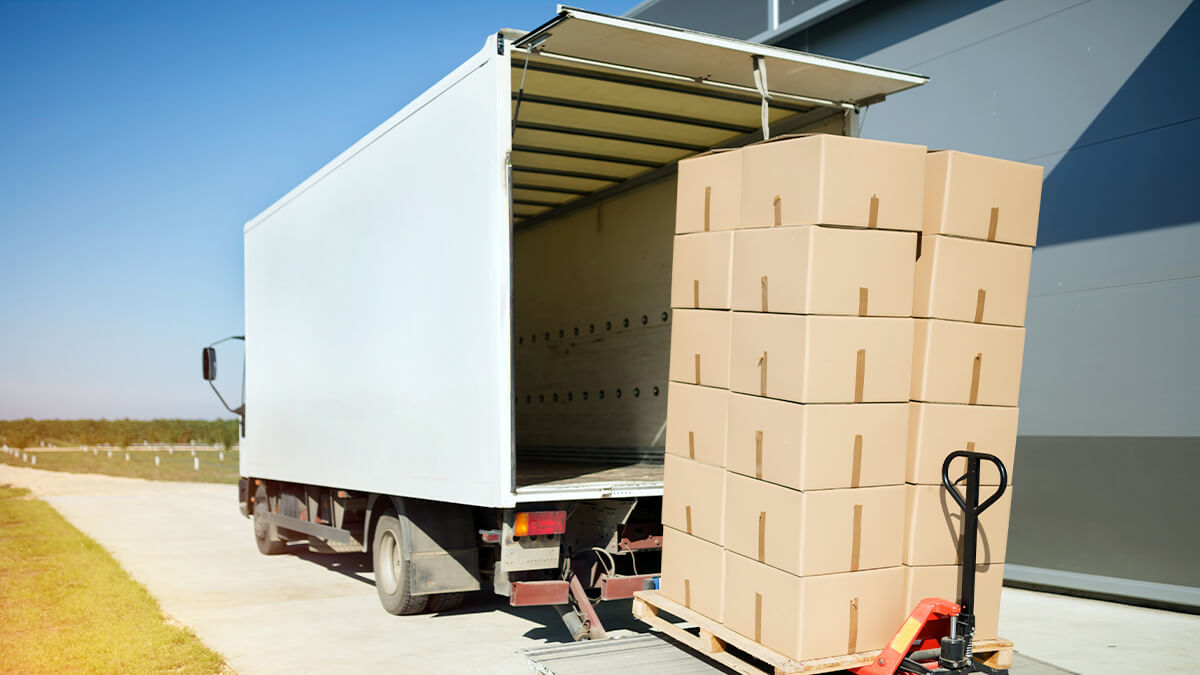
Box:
507, 7, 927, 227
513, 7, 927, 109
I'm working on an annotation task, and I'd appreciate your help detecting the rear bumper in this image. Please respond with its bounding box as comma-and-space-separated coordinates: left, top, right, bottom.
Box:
598, 573, 658, 601
510, 580, 570, 606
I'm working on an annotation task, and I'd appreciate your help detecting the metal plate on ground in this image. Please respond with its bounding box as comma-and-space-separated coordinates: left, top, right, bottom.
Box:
523, 634, 729, 674
521, 634, 1078, 675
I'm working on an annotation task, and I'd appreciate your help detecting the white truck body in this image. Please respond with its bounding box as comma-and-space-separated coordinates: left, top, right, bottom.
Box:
244, 42, 513, 507
240, 7, 925, 509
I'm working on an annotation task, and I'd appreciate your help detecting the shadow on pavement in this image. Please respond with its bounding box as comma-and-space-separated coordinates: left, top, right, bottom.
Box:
293, 548, 375, 587
287, 548, 651, 644
427, 592, 652, 643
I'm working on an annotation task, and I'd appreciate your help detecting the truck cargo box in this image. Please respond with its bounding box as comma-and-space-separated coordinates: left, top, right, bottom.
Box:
241, 7, 926, 508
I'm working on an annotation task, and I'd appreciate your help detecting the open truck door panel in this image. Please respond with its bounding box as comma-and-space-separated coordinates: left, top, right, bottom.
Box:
218, 6, 925, 630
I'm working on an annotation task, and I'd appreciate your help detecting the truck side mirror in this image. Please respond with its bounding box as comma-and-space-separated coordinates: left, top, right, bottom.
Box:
202, 347, 217, 381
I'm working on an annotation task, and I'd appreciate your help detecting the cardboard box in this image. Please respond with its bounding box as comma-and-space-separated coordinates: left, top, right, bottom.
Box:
914, 235, 1032, 327
669, 309, 732, 389
908, 403, 1018, 486
726, 394, 906, 490
671, 231, 734, 309
662, 454, 726, 545
903, 563, 1004, 639
911, 319, 1025, 406
676, 149, 742, 234
923, 150, 1043, 246
741, 134, 926, 230
661, 526, 725, 622
724, 473, 904, 576
723, 552, 905, 661
731, 226, 916, 316
730, 314, 913, 403
666, 382, 729, 468
903, 484, 1012, 566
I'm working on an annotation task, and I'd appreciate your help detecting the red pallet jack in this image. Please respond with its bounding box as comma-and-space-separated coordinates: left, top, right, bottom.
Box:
853, 450, 1010, 675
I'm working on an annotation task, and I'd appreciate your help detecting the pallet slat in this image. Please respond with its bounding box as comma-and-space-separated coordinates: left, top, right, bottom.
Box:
633, 590, 1014, 674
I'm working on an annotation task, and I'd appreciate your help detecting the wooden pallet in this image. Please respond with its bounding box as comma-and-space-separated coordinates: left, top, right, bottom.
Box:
632, 590, 1013, 675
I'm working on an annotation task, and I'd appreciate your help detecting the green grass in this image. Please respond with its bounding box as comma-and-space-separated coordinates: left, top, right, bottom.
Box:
0, 448, 240, 484
0, 485, 228, 673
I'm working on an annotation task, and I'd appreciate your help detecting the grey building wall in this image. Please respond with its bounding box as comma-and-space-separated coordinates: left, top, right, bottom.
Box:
630, 0, 1200, 606
630, 0, 768, 39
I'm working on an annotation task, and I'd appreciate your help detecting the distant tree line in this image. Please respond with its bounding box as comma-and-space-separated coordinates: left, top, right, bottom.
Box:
0, 419, 239, 449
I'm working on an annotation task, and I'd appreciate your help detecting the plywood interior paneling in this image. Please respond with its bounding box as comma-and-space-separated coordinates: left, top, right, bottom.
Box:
514, 177, 676, 463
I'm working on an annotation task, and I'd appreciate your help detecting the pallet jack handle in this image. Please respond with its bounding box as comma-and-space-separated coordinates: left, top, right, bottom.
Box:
853, 452, 1011, 675
940, 451, 1008, 629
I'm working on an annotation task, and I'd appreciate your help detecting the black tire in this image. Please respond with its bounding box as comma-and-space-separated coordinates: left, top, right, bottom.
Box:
253, 483, 287, 555
426, 592, 464, 613
372, 512, 428, 615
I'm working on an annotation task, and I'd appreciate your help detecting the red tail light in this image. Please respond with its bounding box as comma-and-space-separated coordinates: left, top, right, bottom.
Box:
513, 510, 567, 537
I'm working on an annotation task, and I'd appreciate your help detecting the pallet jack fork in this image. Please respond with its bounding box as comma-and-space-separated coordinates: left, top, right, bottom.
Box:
853, 450, 1010, 675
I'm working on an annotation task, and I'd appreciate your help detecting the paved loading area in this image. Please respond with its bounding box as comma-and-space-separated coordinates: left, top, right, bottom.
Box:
2, 465, 1197, 674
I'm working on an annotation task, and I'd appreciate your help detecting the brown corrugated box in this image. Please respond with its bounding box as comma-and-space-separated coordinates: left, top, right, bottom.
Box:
903, 484, 1012, 566
913, 235, 1032, 327
668, 309, 732, 389
671, 231, 734, 310
724, 473, 904, 576
911, 319, 1025, 406
723, 551, 905, 661
903, 563, 1004, 639
741, 134, 926, 230
908, 403, 1018, 486
665, 382, 728, 468
662, 454, 726, 545
730, 314, 914, 403
923, 150, 1043, 246
726, 394, 906, 490
676, 149, 742, 234
661, 526, 725, 622
731, 226, 917, 316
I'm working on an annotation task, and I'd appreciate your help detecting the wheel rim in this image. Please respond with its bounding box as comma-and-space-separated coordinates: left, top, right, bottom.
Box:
378, 530, 401, 595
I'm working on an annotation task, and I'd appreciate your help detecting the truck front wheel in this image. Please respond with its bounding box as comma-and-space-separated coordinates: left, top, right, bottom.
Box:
252, 483, 286, 555
372, 512, 428, 615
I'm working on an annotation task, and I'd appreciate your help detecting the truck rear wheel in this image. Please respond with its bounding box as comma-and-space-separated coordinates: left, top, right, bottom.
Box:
372, 512, 428, 615
252, 484, 286, 555
426, 592, 464, 612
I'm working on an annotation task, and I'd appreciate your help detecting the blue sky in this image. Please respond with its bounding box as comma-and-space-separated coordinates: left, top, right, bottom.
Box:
0, 1, 632, 420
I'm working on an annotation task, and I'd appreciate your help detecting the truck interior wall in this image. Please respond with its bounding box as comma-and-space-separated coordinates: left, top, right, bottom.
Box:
511, 112, 849, 486
514, 177, 676, 473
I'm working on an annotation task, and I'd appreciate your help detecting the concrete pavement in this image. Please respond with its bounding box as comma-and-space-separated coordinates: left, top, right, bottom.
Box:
0, 466, 642, 674
998, 586, 1200, 674
3, 464, 1197, 674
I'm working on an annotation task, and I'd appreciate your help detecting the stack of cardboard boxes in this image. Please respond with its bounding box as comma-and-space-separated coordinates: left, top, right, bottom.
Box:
660, 135, 1042, 662
904, 150, 1042, 640
664, 134, 925, 661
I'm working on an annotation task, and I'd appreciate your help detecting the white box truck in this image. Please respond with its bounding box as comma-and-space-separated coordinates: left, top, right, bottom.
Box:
201, 6, 925, 637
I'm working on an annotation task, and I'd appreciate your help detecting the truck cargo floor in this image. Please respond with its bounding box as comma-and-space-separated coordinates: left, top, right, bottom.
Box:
514, 460, 663, 501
